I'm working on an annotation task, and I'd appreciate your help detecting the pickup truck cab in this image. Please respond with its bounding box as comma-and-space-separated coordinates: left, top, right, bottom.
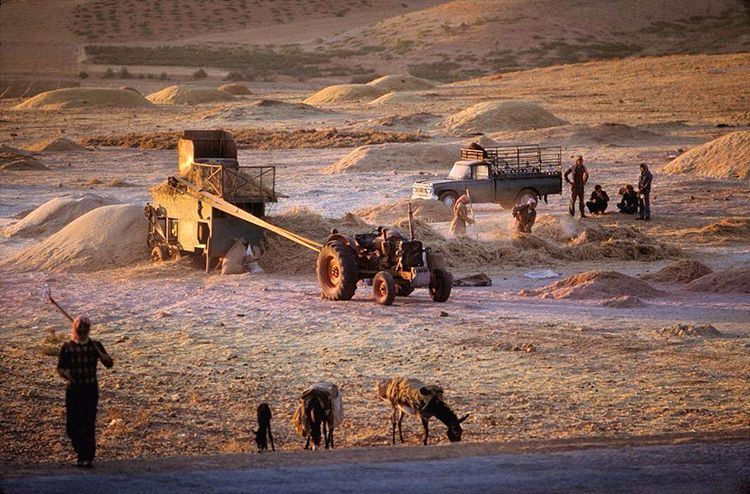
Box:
412, 145, 563, 209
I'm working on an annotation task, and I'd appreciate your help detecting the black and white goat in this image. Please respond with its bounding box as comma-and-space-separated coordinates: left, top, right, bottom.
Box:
291, 382, 343, 450
253, 402, 275, 452
376, 376, 468, 445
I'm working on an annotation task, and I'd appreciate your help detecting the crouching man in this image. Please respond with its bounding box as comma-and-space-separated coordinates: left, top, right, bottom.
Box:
512, 198, 537, 233
57, 315, 113, 468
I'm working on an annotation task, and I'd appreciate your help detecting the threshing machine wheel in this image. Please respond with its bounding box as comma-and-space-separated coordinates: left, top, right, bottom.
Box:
429, 268, 452, 303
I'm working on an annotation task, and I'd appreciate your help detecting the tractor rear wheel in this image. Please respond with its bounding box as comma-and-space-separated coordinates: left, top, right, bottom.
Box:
429, 268, 452, 302
396, 283, 415, 297
373, 271, 396, 305
317, 242, 358, 301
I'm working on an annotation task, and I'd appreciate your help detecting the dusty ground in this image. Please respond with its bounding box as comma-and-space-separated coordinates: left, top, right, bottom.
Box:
0, 12, 748, 477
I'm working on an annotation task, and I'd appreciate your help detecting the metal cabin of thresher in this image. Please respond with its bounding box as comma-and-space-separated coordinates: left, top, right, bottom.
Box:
146, 130, 276, 271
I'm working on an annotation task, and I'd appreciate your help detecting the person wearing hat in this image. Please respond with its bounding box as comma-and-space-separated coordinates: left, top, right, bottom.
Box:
512, 197, 538, 233
636, 163, 653, 221
57, 315, 113, 468
450, 194, 474, 237
563, 155, 589, 218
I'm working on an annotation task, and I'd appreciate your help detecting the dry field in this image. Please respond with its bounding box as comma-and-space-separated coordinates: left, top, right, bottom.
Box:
0, 0, 748, 474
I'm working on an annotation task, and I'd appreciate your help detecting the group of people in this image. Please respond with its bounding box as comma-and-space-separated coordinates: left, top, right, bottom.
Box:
448, 156, 654, 237
564, 156, 653, 221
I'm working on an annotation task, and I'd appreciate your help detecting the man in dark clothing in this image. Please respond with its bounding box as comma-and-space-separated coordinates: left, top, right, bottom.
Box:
57, 315, 113, 468
617, 184, 639, 214
636, 163, 653, 221
585, 184, 610, 214
512, 197, 537, 233
563, 155, 589, 218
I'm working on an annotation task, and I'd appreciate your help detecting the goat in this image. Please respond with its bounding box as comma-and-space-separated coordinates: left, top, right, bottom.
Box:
253, 403, 275, 452
291, 382, 342, 450
376, 376, 469, 445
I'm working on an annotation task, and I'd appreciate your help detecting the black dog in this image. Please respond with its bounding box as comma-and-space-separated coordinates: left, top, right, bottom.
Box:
253, 403, 275, 452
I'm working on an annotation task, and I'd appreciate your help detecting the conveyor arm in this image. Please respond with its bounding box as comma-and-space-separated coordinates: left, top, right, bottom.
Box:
171, 176, 323, 253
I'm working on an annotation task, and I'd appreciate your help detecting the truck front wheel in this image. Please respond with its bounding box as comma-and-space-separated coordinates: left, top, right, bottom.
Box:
515, 188, 539, 207
438, 191, 459, 208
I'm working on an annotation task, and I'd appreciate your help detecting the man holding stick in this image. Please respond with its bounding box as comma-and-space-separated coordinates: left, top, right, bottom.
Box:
57, 315, 113, 468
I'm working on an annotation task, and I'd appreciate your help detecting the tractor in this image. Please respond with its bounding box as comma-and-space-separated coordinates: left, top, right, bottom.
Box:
316, 206, 452, 306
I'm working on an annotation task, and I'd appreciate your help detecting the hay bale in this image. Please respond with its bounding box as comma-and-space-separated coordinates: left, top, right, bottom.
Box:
522, 270, 663, 300
642, 260, 713, 283
303, 84, 385, 105
354, 199, 452, 225
658, 323, 723, 338
367, 74, 436, 91
443, 100, 566, 134
218, 84, 253, 95
3, 194, 117, 238
662, 131, 750, 180
323, 142, 459, 174
13, 88, 153, 110
24, 137, 89, 152
6, 204, 148, 272
686, 264, 750, 294
146, 85, 235, 105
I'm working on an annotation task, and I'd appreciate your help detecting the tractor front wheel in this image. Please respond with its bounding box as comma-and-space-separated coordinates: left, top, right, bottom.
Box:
373, 271, 396, 305
429, 268, 452, 302
317, 243, 358, 301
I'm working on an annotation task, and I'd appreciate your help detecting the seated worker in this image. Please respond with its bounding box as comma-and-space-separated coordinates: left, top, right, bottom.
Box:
585, 184, 610, 215
616, 184, 639, 214
512, 197, 537, 233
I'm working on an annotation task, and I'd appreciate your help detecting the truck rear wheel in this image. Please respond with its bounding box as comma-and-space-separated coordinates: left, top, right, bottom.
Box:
429, 268, 452, 302
373, 271, 396, 305
515, 188, 539, 207
317, 242, 358, 301
438, 191, 459, 208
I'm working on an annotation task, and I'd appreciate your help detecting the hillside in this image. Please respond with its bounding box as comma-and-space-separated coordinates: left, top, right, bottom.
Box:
2, 0, 749, 80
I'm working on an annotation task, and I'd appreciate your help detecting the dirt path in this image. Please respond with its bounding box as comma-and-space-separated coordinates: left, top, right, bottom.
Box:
3, 435, 749, 493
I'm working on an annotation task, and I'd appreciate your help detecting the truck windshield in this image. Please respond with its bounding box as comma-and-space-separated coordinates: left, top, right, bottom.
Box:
448, 164, 472, 179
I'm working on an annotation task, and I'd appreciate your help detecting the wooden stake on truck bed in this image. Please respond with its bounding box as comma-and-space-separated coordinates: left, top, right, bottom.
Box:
171, 176, 324, 253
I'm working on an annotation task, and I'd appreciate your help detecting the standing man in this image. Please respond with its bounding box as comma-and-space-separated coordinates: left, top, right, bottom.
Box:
450, 194, 474, 237
57, 315, 114, 468
563, 155, 589, 218
636, 163, 653, 221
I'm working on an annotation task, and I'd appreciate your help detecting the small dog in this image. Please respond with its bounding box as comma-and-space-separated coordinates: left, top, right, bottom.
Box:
253, 403, 275, 452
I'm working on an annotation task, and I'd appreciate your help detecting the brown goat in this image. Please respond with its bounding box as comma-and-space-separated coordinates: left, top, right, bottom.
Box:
376, 376, 468, 445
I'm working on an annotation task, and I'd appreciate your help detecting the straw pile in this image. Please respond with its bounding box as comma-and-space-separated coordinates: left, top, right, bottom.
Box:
0, 145, 47, 170
682, 218, 750, 243
146, 85, 235, 105
13, 88, 153, 110
443, 100, 566, 134
24, 137, 89, 152
641, 260, 713, 283
323, 142, 459, 174
3, 194, 117, 238
258, 208, 368, 274
354, 199, 452, 225
658, 324, 723, 338
218, 84, 253, 95
600, 295, 646, 308
686, 264, 750, 294
368, 92, 435, 106
304, 84, 385, 105
521, 271, 663, 300
366, 74, 435, 91
662, 131, 750, 180
7, 204, 148, 272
